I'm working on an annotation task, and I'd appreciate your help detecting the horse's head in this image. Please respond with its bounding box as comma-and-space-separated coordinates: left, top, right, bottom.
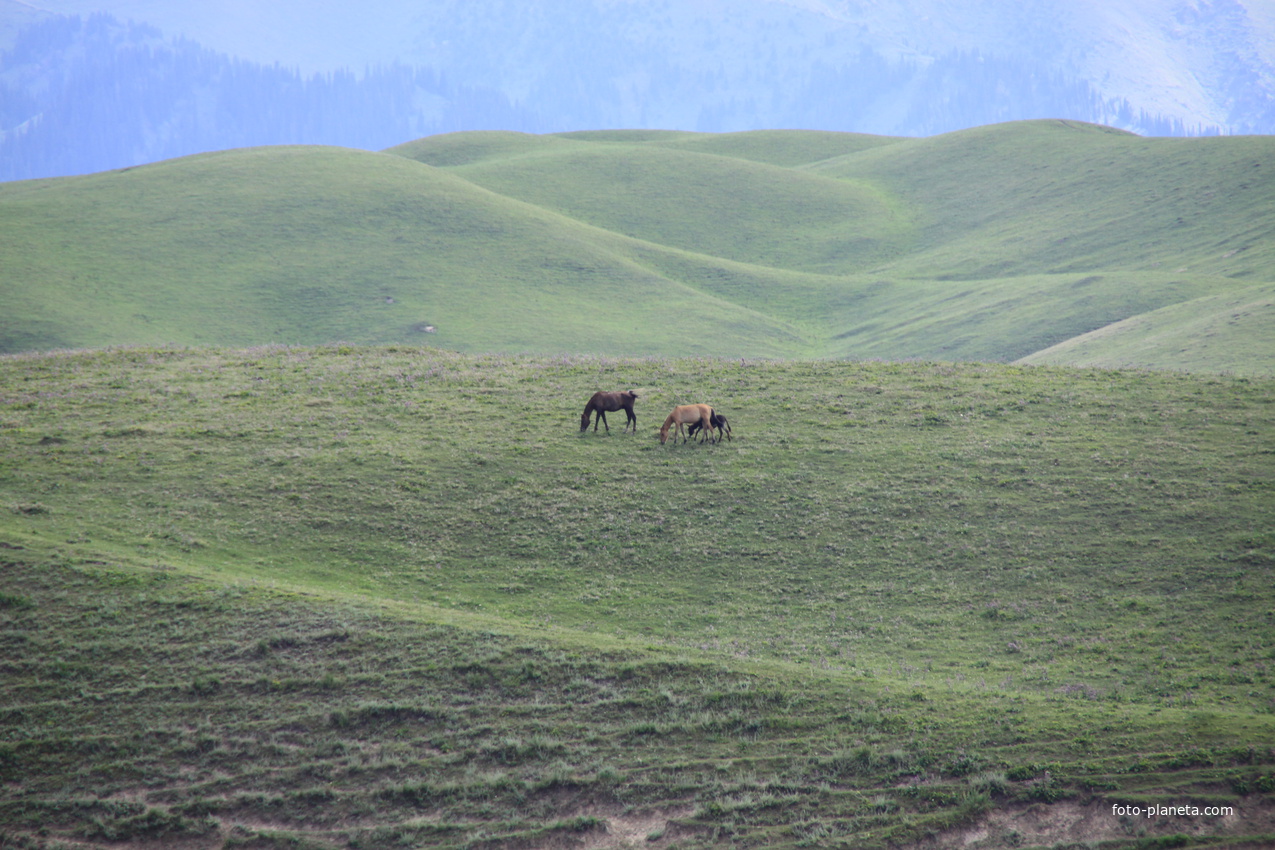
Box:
580, 410, 592, 430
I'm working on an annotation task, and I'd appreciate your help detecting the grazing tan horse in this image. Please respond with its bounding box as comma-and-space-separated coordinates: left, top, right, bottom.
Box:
580, 390, 638, 433
659, 403, 716, 444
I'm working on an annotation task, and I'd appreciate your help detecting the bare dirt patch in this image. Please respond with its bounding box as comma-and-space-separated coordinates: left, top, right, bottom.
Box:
576, 804, 696, 849
917, 798, 1275, 849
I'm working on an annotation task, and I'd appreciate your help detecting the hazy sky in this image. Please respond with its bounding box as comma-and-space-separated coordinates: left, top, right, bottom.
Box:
11, 0, 1272, 129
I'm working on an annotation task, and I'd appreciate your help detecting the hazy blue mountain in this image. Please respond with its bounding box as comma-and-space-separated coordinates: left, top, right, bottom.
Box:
2, 0, 1273, 181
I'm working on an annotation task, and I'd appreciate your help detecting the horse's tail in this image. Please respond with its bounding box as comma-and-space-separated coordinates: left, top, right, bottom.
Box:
707, 408, 730, 442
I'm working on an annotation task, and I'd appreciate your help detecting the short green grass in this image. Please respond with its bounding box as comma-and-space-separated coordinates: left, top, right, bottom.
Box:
2, 345, 1272, 848
3, 121, 1272, 372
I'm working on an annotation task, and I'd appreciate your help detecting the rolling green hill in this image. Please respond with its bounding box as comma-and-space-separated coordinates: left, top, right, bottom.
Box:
1, 346, 1272, 848
2, 120, 1272, 371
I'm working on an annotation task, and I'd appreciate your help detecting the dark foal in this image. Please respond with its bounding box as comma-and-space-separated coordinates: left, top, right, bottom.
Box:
686, 409, 731, 443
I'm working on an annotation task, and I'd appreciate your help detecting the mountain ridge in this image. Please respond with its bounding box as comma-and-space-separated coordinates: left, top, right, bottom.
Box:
31, 0, 1257, 131
3, 1, 1274, 181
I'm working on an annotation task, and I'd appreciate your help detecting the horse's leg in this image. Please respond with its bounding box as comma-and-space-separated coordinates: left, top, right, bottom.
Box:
598, 410, 608, 433
625, 407, 636, 433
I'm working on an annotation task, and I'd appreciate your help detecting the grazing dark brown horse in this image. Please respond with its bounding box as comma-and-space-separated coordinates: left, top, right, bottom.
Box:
687, 409, 731, 443
659, 403, 715, 444
580, 390, 638, 433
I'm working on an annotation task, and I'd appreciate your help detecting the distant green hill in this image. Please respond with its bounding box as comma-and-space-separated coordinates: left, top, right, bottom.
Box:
2, 121, 1271, 371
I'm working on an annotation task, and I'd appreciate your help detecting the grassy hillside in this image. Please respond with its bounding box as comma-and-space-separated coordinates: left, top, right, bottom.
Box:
810, 122, 1275, 280
1019, 284, 1275, 373
1, 345, 1273, 848
437, 141, 912, 273
399, 122, 1275, 370
2, 121, 1273, 372
0, 145, 807, 357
